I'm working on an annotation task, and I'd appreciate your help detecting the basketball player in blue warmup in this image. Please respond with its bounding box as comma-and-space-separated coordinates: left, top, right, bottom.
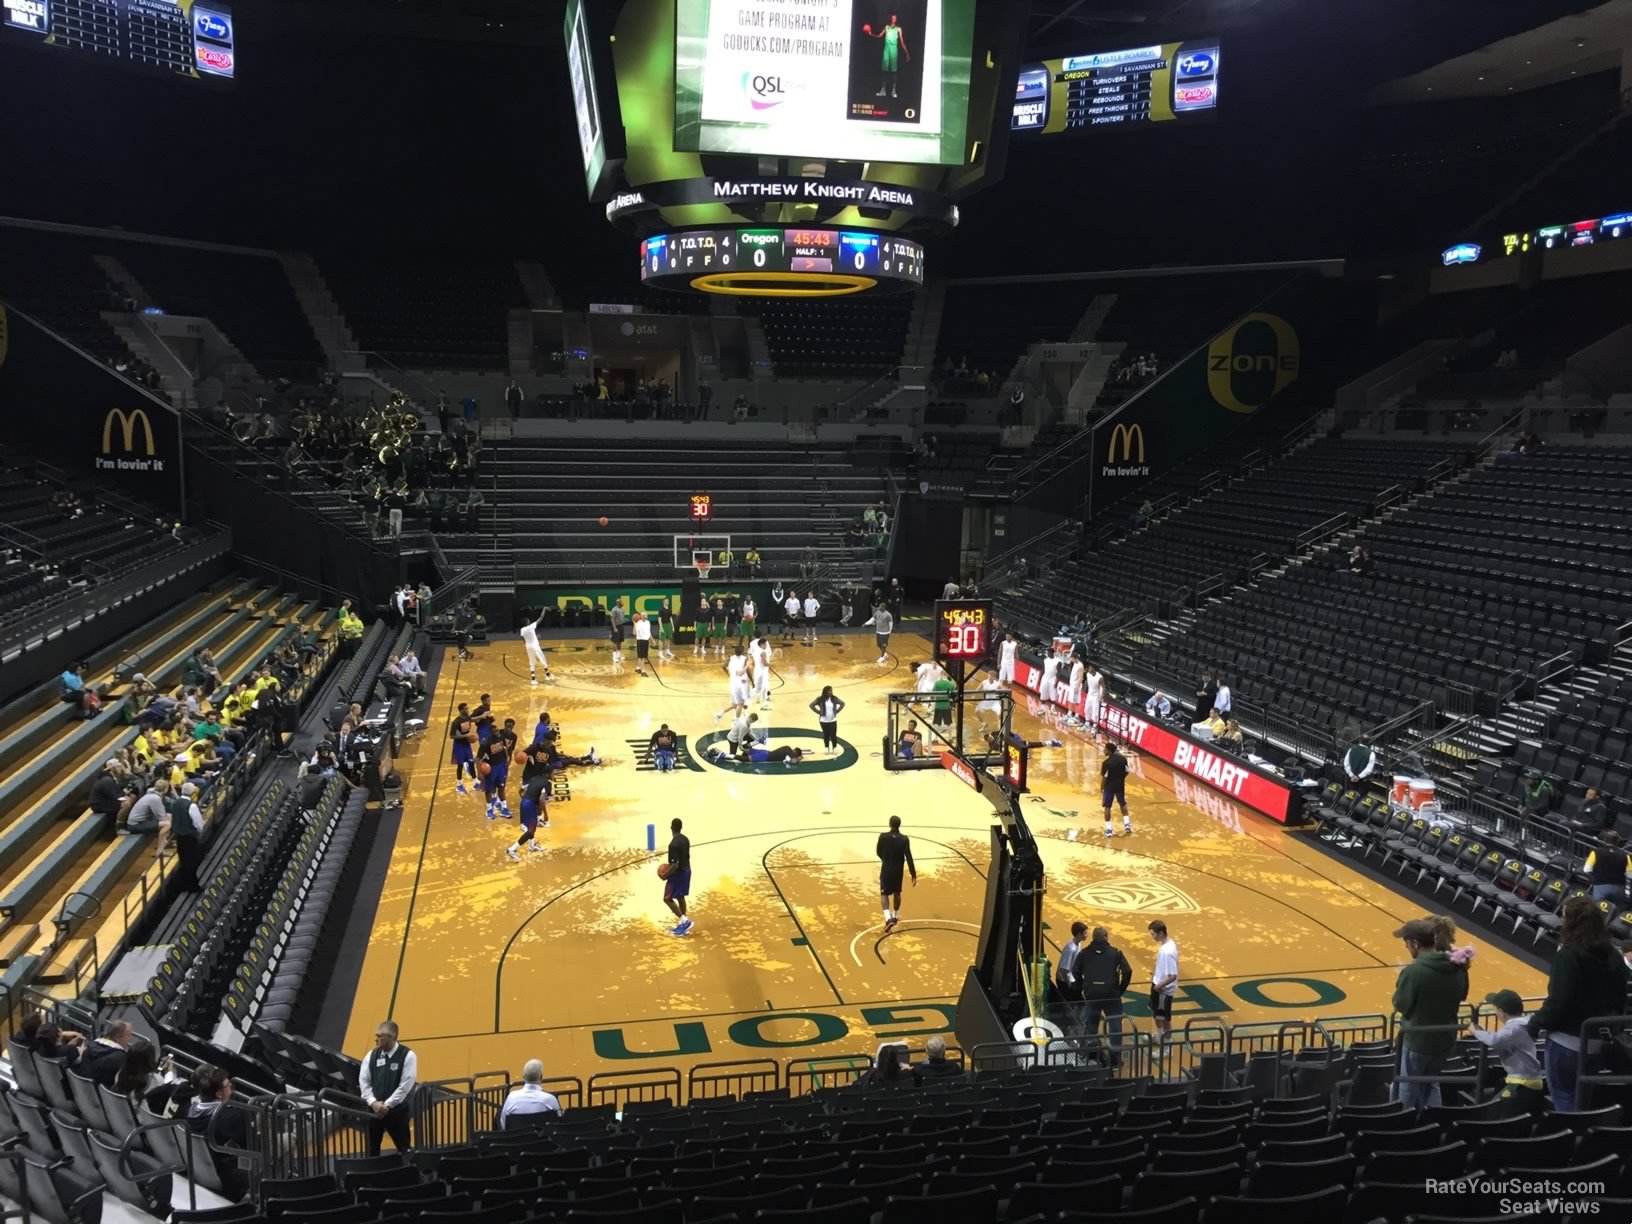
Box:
481, 733, 511, 819
450, 702, 478, 795
505, 771, 549, 861
664, 817, 693, 936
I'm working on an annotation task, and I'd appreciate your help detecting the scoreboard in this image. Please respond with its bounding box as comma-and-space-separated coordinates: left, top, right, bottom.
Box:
2, 0, 237, 79
1012, 40, 1218, 133
640, 227, 925, 296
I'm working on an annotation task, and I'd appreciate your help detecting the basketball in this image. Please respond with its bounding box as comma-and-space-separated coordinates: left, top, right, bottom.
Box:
862, 22, 871, 33
599, 516, 609, 526
657, 862, 672, 879
478, 761, 491, 777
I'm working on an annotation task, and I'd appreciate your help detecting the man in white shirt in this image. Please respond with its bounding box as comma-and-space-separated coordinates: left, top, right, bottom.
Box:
398, 649, 428, 695
1084, 664, 1105, 732
915, 660, 940, 694
716, 645, 752, 720
998, 632, 1017, 685
1065, 656, 1086, 725
727, 709, 759, 760
1147, 921, 1180, 1047
632, 612, 653, 677
359, 1020, 417, 1155
1212, 679, 1232, 718
1039, 650, 1061, 711
783, 591, 801, 643
1145, 691, 1172, 719
519, 615, 554, 685
941, 580, 960, 600
750, 637, 774, 710
498, 1059, 563, 1129
802, 593, 821, 645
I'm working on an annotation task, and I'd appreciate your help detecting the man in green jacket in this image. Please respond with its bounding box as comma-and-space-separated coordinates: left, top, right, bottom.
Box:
1392, 916, 1469, 1111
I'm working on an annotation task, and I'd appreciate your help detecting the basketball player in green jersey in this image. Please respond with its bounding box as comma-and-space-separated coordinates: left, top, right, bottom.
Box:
869, 14, 910, 98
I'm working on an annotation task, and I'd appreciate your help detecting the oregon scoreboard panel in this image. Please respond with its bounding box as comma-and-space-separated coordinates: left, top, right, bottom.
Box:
2, 0, 236, 79
641, 227, 925, 295
1012, 40, 1218, 132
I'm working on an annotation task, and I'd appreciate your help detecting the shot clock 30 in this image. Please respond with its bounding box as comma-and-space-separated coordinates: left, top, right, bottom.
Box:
689, 493, 712, 522
934, 599, 994, 664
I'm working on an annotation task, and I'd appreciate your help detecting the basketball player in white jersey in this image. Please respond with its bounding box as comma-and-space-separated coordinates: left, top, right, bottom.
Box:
1065, 654, 1086, 725
518, 612, 555, 685
1038, 649, 1061, 713
914, 659, 940, 694
715, 644, 752, 721
802, 591, 821, 645
783, 591, 801, 643
632, 612, 653, 678
750, 636, 774, 710
1084, 662, 1105, 733
975, 673, 1003, 736
997, 632, 1018, 685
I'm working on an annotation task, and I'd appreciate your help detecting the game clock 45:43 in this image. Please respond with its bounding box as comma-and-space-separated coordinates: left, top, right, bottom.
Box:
935, 600, 993, 664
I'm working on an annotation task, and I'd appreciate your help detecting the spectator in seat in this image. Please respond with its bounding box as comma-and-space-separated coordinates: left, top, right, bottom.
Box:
1344, 740, 1377, 785
187, 1066, 250, 1200
60, 662, 99, 719
1526, 897, 1631, 1112
80, 1020, 135, 1087
1145, 691, 1173, 720
185, 647, 223, 690
1584, 832, 1629, 904
88, 758, 132, 823
859, 1042, 920, 1089
124, 780, 170, 835
17, 1013, 85, 1062
1573, 788, 1613, 836
1191, 710, 1226, 741
919, 1035, 961, 1078
1513, 429, 1542, 456
1217, 720, 1246, 754
1521, 768, 1555, 820
498, 1059, 562, 1128
1390, 916, 1471, 1111
113, 1043, 175, 1100
745, 546, 762, 576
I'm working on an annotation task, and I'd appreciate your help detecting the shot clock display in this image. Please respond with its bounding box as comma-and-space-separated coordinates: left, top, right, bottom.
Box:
1003, 735, 1029, 793
639, 227, 925, 297
689, 492, 712, 522
934, 599, 994, 665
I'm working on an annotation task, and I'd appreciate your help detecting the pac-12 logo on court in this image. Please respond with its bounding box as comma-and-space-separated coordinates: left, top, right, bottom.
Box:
1068, 878, 1200, 914
693, 727, 858, 774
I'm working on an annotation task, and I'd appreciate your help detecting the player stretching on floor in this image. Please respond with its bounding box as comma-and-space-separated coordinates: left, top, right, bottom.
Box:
505, 771, 550, 860
519, 612, 555, 685
877, 815, 917, 932
664, 818, 693, 936
450, 703, 479, 795
750, 636, 774, 710
481, 733, 511, 819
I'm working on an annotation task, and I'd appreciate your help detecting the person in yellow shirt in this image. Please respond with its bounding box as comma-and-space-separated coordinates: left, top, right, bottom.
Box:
133, 729, 158, 768
744, 547, 762, 576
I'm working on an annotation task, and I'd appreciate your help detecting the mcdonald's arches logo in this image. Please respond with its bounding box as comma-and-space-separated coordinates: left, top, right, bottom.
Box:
103, 408, 156, 456
1206, 312, 1300, 414
1107, 423, 1145, 465
0, 305, 8, 370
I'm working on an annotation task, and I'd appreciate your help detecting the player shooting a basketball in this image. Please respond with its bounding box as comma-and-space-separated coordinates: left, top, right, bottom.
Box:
865, 14, 910, 99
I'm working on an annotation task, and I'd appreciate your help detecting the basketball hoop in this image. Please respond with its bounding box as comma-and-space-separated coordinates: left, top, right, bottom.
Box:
695, 560, 712, 583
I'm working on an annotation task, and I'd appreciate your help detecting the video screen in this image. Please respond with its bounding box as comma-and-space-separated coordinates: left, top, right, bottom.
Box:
675, 0, 975, 165
564, 0, 604, 197
2, 0, 236, 80
1012, 39, 1218, 133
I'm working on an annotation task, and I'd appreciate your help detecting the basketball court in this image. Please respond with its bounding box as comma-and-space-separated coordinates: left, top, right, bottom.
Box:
341, 630, 1548, 1085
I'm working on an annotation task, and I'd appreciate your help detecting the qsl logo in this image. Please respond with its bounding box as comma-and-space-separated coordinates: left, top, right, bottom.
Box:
743, 72, 787, 110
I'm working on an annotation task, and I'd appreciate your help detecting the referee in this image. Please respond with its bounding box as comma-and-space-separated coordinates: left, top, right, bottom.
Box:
876, 815, 917, 933
1102, 743, 1132, 838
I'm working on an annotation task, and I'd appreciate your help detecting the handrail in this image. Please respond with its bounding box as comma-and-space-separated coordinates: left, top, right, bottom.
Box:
985, 517, 1079, 573
834, 365, 928, 418
121, 1118, 200, 1214
1008, 425, 1090, 489
341, 351, 439, 406
1295, 512, 1350, 549
1362, 698, 1436, 745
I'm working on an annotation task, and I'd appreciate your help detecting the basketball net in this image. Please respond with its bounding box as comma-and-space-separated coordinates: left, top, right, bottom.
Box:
695, 560, 712, 583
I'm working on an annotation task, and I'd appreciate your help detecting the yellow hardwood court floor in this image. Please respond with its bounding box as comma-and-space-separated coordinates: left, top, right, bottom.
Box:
342, 633, 1547, 1084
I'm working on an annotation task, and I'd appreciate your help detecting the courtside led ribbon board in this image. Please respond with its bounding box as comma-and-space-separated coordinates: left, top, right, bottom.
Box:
1012, 660, 1294, 823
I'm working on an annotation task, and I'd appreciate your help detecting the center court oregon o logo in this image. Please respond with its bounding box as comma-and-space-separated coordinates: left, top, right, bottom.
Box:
694, 727, 859, 774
